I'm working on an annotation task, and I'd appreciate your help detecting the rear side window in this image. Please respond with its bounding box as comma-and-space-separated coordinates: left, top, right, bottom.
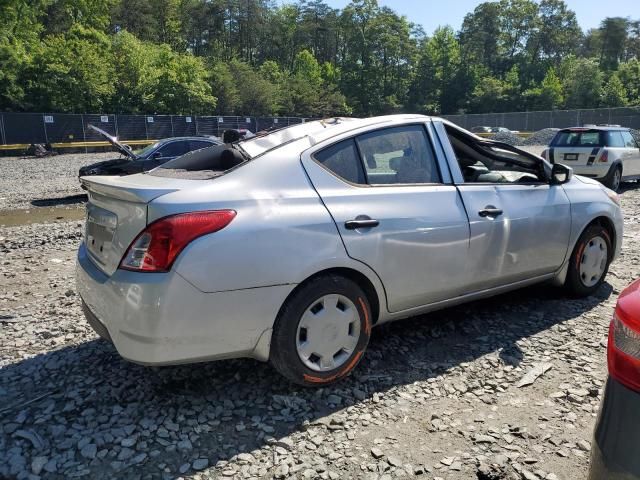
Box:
552, 130, 604, 147
622, 131, 638, 148
156, 141, 190, 157
189, 140, 215, 151
607, 131, 625, 147
314, 139, 366, 184
356, 125, 441, 184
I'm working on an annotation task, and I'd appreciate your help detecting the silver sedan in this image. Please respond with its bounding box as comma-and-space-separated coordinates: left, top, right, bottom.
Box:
77, 115, 623, 386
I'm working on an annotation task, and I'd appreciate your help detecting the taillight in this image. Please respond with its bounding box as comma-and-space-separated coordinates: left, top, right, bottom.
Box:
119, 210, 236, 272
598, 150, 609, 163
608, 281, 640, 392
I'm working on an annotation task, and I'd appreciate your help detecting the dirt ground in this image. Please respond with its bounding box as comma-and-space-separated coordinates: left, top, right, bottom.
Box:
1, 152, 639, 480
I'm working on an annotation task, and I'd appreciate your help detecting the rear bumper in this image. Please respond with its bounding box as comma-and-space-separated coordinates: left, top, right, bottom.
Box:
588, 377, 640, 480
569, 164, 611, 179
76, 242, 295, 365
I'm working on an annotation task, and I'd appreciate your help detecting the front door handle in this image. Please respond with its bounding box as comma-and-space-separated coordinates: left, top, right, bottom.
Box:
478, 207, 504, 218
345, 218, 380, 230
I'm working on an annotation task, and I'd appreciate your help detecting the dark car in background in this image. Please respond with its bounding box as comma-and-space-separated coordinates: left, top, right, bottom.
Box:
78, 124, 222, 178
589, 279, 640, 480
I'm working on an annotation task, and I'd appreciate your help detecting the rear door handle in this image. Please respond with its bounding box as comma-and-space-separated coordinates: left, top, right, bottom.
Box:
345, 218, 380, 230
478, 207, 504, 218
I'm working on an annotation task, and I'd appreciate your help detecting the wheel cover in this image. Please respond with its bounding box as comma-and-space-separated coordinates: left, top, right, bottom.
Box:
579, 235, 608, 288
612, 169, 621, 190
296, 294, 360, 372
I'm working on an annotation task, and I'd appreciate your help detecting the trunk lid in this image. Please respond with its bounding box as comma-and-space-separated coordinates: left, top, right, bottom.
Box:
81, 175, 187, 275
549, 129, 605, 166
549, 146, 604, 166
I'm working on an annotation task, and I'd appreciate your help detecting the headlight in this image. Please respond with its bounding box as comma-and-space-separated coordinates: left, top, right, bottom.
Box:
604, 188, 621, 206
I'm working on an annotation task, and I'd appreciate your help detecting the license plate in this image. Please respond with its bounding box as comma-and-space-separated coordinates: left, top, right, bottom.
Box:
564, 153, 579, 161
86, 204, 117, 263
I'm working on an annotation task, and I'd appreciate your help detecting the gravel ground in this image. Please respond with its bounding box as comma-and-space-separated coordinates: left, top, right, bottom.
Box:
1, 153, 639, 480
0, 152, 114, 211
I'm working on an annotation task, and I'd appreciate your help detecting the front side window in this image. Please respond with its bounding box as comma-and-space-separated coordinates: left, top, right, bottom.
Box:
446, 125, 544, 184
134, 142, 161, 156
356, 125, 441, 185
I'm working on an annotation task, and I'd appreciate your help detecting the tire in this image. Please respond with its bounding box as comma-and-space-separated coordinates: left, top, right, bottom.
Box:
270, 275, 372, 386
603, 165, 622, 192
565, 224, 612, 297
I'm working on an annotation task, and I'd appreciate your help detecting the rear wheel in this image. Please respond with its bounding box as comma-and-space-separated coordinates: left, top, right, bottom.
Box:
603, 165, 622, 192
565, 224, 612, 297
270, 275, 372, 386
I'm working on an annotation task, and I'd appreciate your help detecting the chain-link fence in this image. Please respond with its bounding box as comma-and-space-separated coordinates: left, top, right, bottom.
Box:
2, 108, 639, 148
442, 107, 640, 131
0, 113, 311, 146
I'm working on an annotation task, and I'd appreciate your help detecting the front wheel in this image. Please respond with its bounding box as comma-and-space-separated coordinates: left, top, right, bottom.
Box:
565, 224, 612, 297
270, 275, 372, 386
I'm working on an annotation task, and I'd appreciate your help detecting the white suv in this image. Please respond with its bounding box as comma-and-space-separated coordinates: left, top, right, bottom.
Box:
542, 126, 640, 191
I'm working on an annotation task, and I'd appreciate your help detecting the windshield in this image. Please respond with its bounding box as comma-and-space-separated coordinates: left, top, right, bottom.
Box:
552, 130, 604, 147
134, 142, 161, 156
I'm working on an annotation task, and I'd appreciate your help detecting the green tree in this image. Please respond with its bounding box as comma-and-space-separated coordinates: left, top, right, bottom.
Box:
27, 24, 115, 112
617, 59, 640, 106
559, 57, 604, 108
471, 65, 521, 113
408, 26, 475, 114
210, 63, 240, 114
0, 0, 48, 110
228, 60, 279, 115
149, 45, 216, 114
151, 0, 183, 49
110, 31, 156, 113
599, 17, 629, 70
497, 0, 539, 67
535, 0, 582, 63
111, 0, 160, 43
600, 74, 628, 107
459, 2, 502, 73
523, 67, 564, 110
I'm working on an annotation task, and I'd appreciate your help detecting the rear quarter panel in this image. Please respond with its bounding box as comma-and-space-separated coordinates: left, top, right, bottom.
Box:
149, 141, 386, 300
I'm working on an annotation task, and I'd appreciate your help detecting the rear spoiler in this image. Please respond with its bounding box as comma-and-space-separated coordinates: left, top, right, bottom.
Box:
80, 175, 181, 204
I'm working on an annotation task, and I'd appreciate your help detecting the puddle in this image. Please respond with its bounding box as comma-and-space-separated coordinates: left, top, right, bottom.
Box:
0, 206, 86, 227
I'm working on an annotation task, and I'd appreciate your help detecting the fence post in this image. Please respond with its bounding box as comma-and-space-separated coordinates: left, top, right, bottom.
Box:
114, 115, 119, 138
577, 110, 581, 127
170, 115, 175, 137
43, 114, 49, 143
144, 116, 149, 140
0, 114, 5, 145
80, 114, 87, 153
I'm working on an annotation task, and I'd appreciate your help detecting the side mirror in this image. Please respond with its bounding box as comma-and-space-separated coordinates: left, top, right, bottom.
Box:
551, 163, 573, 185
152, 151, 162, 159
